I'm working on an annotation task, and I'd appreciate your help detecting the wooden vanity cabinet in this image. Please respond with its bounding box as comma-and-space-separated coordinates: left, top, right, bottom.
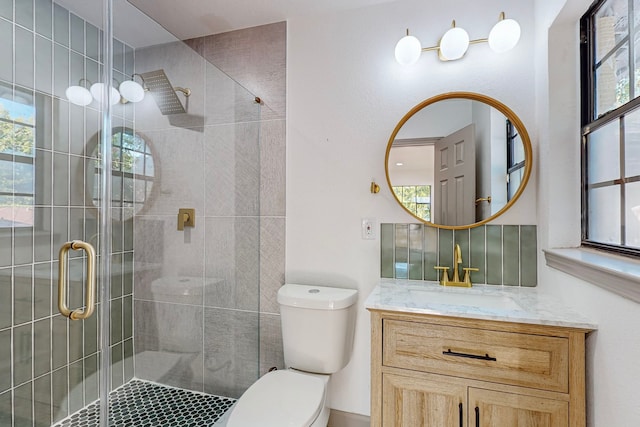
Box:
370, 310, 592, 427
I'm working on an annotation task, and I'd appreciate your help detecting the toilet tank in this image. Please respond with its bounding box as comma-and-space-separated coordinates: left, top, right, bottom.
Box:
277, 284, 358, 374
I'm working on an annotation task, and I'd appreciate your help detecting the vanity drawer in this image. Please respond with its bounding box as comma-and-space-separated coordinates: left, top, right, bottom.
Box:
383, 319, 569, 392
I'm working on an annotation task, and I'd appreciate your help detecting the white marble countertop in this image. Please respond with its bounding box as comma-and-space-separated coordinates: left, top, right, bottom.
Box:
365, 279, 597, 330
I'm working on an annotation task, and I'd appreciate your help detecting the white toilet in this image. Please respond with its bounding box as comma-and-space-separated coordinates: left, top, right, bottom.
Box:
226, 283, 358, 427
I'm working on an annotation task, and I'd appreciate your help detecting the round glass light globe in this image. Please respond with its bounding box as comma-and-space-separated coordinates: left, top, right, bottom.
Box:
119, 80, 145, 103
439, 27, 470, 61
65, 85, 93, 106
394, 35, 422, 66
90, 82, 121, 105
488, 19, 521, 53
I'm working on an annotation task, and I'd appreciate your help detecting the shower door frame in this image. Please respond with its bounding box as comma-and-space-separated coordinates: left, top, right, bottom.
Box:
97, 0, 114, 426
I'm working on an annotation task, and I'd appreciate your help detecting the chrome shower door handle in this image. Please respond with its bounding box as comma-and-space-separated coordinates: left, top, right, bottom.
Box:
57, 240, 97, 320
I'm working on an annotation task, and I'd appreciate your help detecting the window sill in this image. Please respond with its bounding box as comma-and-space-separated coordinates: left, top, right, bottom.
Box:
544, 248, 640, 304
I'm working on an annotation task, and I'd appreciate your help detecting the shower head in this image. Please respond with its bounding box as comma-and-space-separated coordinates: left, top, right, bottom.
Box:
138, 69, 191, 115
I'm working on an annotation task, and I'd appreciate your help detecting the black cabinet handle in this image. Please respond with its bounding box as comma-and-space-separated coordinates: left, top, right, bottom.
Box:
475, 406, 480, 427
443, 349, 497, 361
459, 402, 463, 427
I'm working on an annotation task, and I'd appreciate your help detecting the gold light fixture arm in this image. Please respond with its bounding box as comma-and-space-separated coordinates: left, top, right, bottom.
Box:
469, 38, 489, 45
57, 240, 97, 320
422, 38, 489, 53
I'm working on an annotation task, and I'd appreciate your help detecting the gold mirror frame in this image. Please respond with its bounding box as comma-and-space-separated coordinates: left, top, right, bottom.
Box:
384, 92, 532, 229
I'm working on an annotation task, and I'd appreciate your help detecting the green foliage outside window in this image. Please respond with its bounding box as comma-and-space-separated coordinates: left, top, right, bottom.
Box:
0, 102, 35, 223
393, 185, 431, 221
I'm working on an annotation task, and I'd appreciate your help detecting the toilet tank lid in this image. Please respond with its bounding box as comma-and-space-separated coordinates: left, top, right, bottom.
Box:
278, 284, 358, 310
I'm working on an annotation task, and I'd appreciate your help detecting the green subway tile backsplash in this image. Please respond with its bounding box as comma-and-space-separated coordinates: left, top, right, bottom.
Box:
380, 224, 394, 278
438, 228, 454, 271
469, 226, 486, 284
503, 225, 520, 286
520, 226, 538, 287
423, 226, 439, 281
486, 225, 503, 285
394, 224, 409, 279
381, 224, 537, 287
408, 224, 423, 280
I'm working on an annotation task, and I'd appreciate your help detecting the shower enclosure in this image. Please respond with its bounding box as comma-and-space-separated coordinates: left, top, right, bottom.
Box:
0, 0, 267, 425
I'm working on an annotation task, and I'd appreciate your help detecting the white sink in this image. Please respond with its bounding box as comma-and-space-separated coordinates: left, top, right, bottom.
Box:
410, 290, 524, 312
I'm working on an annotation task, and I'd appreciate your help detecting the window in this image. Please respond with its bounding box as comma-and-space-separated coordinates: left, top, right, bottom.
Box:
89, 127, 155, 221
0, 87, 35, 228
506, 119, 525, 201
392, 185, 431, 221
581, 0, 640, 254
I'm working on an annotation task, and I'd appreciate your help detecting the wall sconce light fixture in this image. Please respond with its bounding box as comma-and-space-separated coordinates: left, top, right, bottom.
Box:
89, 81, 122, 106
65, 78, 94, 106
394, 12, 521, 66
66, 75, 146, 106
119, 74, 147, 103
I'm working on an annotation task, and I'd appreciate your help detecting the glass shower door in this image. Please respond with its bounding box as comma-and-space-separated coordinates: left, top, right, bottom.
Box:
1, 0, 266, 424
0, 0, 116, 425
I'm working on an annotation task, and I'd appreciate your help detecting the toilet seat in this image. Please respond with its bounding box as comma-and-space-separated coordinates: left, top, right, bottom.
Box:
227, 370, 326, 427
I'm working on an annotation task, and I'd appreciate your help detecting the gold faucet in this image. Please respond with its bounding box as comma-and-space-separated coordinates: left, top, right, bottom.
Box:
434, 244, 479, 287
452, 243, 462, 283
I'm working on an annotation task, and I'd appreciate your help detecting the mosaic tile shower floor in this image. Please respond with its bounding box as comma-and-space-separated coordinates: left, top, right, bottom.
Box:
53, 380, 236, 427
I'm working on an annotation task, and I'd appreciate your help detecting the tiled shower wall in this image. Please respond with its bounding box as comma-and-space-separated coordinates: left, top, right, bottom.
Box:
0, 1, 134, 426
132, 22, 286, 398
186, 21, 287, 378
381, 224, 537, 286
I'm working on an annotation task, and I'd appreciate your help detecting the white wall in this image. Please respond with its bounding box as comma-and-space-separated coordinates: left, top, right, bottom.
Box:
287, 0, 536, 416
388, 145, 434, 187
287, 0, 640, 421
537, 0, 640, 425
395, 99, 472, 138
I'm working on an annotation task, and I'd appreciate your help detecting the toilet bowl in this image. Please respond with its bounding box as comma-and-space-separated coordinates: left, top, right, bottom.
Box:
225, 283, 358, 427
226, 369, 329, 427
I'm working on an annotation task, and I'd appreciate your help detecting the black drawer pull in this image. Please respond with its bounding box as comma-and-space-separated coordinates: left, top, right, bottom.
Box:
459, 403, 463, 427
475, 406, 480, 427
443, 349, 497, 361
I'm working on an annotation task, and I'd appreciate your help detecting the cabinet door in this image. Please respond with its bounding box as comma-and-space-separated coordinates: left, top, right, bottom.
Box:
469, 388, 568, 427
383, 373, 467, 427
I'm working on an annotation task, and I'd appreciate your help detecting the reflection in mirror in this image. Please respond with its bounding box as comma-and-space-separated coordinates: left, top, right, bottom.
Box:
86, 127, 156, 221
385, 93, 531, 229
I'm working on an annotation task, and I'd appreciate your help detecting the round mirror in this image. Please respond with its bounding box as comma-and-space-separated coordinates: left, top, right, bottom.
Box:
385, 92, 532, 229
85, 127, 157, 221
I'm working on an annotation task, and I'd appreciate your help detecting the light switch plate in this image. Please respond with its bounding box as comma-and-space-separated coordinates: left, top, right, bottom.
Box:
362, 218, 376, 240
